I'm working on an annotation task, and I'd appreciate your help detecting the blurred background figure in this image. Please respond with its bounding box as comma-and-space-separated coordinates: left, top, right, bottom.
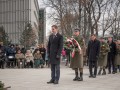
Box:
115, 40, 120, 73
6, 44, 16, 68
15, 50, 25, 68
39, 44, 46, 65
25, 50, 34, 68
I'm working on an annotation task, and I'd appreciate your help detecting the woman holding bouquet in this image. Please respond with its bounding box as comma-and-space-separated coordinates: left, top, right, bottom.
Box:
70, 29, 86, 81
98, 37, 110, 75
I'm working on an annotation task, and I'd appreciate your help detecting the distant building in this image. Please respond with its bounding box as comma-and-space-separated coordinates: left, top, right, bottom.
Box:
0, 0, 39, 44
39, 9, 46, 44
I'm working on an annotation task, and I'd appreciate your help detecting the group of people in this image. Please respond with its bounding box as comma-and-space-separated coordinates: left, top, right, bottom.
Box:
0, 24, 120, 85
0, 42, 48, 69
47, 25, 120, 84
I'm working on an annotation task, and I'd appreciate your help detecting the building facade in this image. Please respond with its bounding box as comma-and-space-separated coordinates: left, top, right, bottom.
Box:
0, 0, 39, 45
39, 9, 46, 44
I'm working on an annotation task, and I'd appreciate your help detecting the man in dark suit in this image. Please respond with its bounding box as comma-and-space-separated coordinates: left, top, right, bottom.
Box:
47, 25, 63, 84
87, 34, 100, 78
107, 37, 116, 74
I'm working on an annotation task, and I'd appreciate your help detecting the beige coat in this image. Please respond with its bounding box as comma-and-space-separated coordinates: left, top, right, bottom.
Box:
98, 53, 108, 66
25, 53, 34, 62
34, 53, 42, 60
115, 54, 120, 65
115, 45, 120, 65
15, 53, 25, 61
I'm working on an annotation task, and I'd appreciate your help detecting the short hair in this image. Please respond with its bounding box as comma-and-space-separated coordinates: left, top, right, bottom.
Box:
52, 25, 58, 29
91, 34, 96, 37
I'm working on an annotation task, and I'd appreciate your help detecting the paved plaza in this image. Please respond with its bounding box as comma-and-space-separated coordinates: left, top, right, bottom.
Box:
0, 64, 120, 90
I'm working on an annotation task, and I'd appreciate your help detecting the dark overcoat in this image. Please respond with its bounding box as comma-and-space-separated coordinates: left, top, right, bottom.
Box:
87, 39, 100, 61
47, 33, 63, 65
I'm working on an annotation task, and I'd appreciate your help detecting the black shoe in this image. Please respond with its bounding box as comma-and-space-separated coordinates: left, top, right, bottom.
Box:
112, 72, 115, 74
78, 72, 83, 81
108, 71, 111, 74
54, 80, 58, 84
89, 75, 93, 78
92, 75, 96, 78
47, 80, 54, 84
78, 77, 83, 81
102, 72, 106, 75
98, 69, 102, 75
73, 77, 79, 81
89, 75, 96, 78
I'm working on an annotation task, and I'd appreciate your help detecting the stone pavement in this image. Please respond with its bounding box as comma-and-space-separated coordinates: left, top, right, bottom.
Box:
0, 65, 120, 90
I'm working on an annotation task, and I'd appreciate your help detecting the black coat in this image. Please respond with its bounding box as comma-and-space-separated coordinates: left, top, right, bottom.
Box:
87, 39, 100, 61
47, 33, 63, 64
108, 41, 116, 55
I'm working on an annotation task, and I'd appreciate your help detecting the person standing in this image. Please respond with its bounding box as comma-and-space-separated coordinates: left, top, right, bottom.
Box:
87, 34, 100, 78
114, 40, 120, 73
115, 40, 120, 73
39, 44, 46, 65
98, 37, 110, 75
70, 29, 86, 81
107, 37, 116, 74
47, 25, 63, 84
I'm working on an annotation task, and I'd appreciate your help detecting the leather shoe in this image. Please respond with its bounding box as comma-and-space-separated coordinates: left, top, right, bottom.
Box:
47, 80, 54, 84
54, 80, 59, 84
89, 75, 93, 78
92, 75, 96, 78
89, 75, 96, 78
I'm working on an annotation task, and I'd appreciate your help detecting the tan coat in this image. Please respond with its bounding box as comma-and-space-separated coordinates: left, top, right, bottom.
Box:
15, 53, 25, 61
70, 36, 85, 68
34, 53, 42, 60
115, 45, 120, 65
98, 53, 108, 66
25, 53, 34, 62
115, 54, 120, 65
98, 42, 109, 67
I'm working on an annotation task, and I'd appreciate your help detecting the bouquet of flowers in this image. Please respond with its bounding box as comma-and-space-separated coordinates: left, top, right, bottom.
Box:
64, 37, 74, 50
64, 37, 82, 58
71, 38, 82, 58
100, 43, 109, 56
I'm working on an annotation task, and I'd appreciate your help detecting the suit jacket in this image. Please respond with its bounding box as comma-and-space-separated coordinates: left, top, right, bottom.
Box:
47, 33, 63, 64
87, 39, 100, 61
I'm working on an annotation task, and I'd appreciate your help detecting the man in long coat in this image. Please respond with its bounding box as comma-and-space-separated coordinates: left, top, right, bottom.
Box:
87, 34, 100, 78
107, 37, 116, 74
70, 29, 86, 81
47, 25, 63, 84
